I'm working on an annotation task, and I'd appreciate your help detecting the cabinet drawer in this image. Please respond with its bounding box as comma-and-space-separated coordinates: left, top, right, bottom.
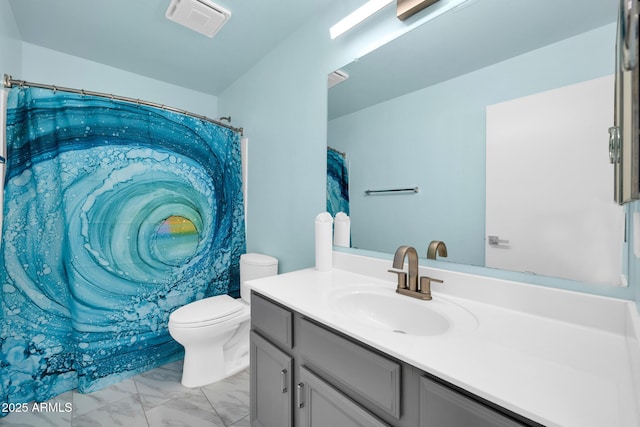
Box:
420, 376, 528, 427
299, 318, 401, 419
251, 292, 293, 349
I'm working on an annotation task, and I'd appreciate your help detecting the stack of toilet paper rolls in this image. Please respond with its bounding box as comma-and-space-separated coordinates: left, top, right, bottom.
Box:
315, 212, 350, 271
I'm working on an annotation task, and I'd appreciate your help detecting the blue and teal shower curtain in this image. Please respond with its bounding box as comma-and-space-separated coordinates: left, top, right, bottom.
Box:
0, 87, 246, 412
327, 147, 349, 216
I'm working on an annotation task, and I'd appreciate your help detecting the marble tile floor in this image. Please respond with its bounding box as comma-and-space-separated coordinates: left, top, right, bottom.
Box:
1, 361, 250, 427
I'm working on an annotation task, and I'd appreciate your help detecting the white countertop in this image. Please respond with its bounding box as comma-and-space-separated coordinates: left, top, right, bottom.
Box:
248, 252, 640, 427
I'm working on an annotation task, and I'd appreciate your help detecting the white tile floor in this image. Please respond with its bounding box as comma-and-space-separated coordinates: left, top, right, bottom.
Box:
0, 361, 250, 427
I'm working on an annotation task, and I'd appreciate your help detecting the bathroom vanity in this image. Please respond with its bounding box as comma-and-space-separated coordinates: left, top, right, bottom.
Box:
248, 252, 640, 427
251, 293, 535, 426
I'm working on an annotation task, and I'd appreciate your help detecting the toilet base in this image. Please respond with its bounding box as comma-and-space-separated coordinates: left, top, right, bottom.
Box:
178, 322, 250, 388
181, 348, 249, 388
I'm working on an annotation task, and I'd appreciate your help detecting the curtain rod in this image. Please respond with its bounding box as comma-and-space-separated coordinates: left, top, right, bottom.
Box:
2, 74, 243, 136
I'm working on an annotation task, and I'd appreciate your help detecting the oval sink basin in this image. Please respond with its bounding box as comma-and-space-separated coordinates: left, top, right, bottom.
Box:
330, 287, 477, 337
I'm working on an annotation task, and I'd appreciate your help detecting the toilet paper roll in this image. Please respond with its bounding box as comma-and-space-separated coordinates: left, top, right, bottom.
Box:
315, 212, 333, 271
333, 212, 350, 248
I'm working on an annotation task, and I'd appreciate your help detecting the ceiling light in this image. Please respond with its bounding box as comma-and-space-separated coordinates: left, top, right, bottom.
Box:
355, 0, 473, 59
330, 0, 394, 39
397, 0, 441, 21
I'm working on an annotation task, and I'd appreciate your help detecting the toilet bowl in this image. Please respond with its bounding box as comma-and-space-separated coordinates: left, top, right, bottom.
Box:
168, 253, 278, 387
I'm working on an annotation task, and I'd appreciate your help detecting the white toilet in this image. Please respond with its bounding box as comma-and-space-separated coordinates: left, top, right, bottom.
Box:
168, 253, 278, 387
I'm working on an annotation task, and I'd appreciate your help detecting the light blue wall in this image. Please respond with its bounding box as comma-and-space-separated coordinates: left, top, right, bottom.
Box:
19, 43, 218, 117
328, 24, 616, 267
218, 0, 395, 272
0, 1, 22, 78
219, 8, 636, 303
3, 4, 217, 117
217, 0, 458, 273
629, 201, 640, 310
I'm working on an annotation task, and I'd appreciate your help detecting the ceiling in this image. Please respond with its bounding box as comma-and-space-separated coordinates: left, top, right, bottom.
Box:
8, 0, 621, 115
8, 0, 339, 96
328, 0, 620, 120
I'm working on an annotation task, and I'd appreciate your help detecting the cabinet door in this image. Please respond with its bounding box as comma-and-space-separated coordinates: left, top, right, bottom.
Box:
420, 376, 526, 427
250, 331, 292, 427
298, 366, 390, 427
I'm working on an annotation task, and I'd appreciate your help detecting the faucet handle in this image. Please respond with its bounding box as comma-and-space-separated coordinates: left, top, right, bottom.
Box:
419, 276, 444, 300
388, 268, 408, 290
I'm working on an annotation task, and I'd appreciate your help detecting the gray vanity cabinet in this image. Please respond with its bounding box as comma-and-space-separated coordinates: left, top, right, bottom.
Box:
250, 293, 295, 427
250, 292, 538, 427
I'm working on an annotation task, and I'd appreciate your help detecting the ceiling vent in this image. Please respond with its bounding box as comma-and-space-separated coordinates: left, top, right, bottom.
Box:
328, 69, 349, 88
165, 0, 231, 38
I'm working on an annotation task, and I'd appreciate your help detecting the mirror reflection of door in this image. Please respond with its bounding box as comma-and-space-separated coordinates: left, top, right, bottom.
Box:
485, 75, 625, 285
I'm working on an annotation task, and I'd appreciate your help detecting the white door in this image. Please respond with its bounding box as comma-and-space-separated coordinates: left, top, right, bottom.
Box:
485, 75, 625, 286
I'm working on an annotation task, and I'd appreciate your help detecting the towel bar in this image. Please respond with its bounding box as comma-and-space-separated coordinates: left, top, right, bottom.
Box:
364, 187, 419, 195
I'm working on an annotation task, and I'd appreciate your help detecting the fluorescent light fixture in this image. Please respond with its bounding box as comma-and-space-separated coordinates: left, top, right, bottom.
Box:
355, 0, 472, 58
330, 0, 394, 39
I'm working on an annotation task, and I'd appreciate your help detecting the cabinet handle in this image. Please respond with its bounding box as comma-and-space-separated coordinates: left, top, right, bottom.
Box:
280, 369, 288, 393
297, 382, 305, 408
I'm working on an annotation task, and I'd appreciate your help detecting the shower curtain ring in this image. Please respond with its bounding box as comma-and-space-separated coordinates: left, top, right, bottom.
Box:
81, 89, 86, 97
52, 85, 57, 94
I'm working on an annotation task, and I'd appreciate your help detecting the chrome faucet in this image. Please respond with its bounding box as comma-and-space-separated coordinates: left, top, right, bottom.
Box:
427, 240, 447, 260
389, 245, 443, 300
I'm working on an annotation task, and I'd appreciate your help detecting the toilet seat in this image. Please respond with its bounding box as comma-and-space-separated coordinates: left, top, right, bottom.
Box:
169, 295, 247, 328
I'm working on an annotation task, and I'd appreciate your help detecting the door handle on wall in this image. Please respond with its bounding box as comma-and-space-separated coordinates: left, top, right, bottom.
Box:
488, 235, 509, 246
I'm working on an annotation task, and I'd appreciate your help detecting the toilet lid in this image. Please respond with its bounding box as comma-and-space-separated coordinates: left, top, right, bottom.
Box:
169, 295, 245, 326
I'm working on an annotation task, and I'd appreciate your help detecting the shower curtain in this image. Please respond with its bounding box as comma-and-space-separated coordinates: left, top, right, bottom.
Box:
0, 87, 246, 411
327, 147, 349, 216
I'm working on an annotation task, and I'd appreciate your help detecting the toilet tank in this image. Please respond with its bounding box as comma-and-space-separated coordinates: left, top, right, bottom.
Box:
240, 253, 278, 304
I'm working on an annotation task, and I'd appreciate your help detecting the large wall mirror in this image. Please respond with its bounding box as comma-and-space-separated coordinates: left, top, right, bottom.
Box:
327, 0, 625, 287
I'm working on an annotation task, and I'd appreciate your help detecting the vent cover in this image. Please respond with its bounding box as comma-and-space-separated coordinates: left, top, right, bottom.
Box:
166, 0, 231, 38
328, 69, 349, 88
